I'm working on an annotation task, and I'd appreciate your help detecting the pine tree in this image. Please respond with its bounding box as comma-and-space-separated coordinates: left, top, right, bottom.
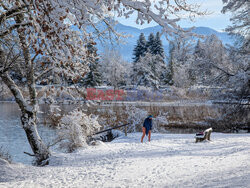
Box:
131, 33, 147, 85
147, 32, 168, 85
133, 52, 160, 88
154, 32, 168, 85
83, 62, 102, 87
82, 42, 102, 87
146, 33, 155, 54
153, 32, 165, 58
132, 33, 147, 62
132, 32, 168, 86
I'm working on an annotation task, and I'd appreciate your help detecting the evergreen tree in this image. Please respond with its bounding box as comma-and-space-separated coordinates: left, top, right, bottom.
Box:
133, 52, 160, 88
147, 32, 167, 85
132, 33, 147, 84
132, 32, 168, 86
82, 42, 102, 87
153, 32, 168, 85
132, 33, 147, 62
153, 32, 165, 58
146, 33, 155, 54
166, 41, 174, 85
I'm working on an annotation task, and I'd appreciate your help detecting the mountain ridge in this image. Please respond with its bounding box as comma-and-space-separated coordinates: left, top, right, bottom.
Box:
96, 23, 236, 61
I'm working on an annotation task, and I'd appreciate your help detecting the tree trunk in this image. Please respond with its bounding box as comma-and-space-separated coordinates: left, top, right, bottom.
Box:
1, 12, 51, 165
1, 73, 50, 165
21, 111, 50, 165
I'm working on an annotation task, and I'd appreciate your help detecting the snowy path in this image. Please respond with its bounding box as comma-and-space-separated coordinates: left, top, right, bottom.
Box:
1, 133, 250, 188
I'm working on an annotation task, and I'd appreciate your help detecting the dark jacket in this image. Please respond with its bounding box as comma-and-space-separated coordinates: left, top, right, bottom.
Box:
143, 117, 152, 135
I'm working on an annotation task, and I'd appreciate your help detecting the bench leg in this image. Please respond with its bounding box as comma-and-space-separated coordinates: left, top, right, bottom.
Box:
207, 131, 211, 141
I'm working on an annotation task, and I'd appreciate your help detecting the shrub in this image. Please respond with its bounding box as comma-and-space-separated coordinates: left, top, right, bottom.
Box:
153, 111, 169, 132
125, 105, 148, 132
57, 109, 101, 152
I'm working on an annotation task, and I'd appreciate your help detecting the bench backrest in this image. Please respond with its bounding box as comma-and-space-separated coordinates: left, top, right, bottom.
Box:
204, 128, 212, 140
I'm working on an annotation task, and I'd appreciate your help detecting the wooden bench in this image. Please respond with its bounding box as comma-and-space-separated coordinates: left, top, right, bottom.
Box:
195, 128, 212, 143
88, 123, 129, 144
93, 123, 129, 136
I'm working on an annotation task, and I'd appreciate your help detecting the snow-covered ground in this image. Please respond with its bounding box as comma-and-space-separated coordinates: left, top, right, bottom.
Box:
1, 133, 250, 188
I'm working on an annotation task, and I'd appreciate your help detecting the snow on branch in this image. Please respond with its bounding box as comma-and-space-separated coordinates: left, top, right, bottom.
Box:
0, 22, 31, 37
0, 3, 28, 24
221, 0, 249, 37
57, 109, 101, 152
0, 0, 207, 85
119, 0, 207, 37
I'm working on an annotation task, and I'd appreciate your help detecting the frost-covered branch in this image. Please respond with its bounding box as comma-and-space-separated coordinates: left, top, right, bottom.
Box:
35, 67, 53, 81
120, 0, 206, 37
0, 3, 28, 24
0, 1, 9, 11
0, 21, 30, 37
207, 61, 234, 77
58, 109, 101, 152
221, 0, 249, 38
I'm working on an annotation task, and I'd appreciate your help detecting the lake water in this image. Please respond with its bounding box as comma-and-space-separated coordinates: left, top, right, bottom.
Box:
0, 102, 57, 164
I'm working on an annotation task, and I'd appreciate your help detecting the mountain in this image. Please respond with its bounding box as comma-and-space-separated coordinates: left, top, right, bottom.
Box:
191, 27, 235, 45
95, 23, 236, 61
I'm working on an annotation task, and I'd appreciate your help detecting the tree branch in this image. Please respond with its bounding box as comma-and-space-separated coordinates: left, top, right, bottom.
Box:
47, 137, 64, 148
73, 83, 86, 100
24, 151, 35, 156
35, 67, 53, 81
0, 4, 28, 24
0, 22, 31, 38
208, 61, 235, 77
174, 0, 207, 15
1, 72, 31, 114
0, 1, 9, 11
31, 53, 39, 63
121, 0, 179, 35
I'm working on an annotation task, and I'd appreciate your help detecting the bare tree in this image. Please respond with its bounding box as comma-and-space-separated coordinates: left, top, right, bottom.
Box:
168, 34, 195, 87
101, 48, 129, 89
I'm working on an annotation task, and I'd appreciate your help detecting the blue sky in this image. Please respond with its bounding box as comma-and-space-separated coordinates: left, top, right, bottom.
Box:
116, 0, 231, 32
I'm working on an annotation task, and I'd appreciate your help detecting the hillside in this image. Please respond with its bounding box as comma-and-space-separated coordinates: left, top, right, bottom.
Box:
96, 23, 236, 61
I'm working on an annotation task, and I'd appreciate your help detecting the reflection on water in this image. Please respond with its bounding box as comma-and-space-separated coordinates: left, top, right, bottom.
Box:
0, 102, 57, 164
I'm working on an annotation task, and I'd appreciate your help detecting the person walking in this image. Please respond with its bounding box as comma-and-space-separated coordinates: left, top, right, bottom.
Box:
141, 115, 153, 143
